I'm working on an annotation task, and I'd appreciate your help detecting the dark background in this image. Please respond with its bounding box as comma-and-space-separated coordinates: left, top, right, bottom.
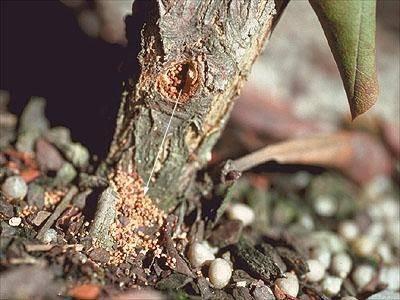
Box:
1, 0, 124, 158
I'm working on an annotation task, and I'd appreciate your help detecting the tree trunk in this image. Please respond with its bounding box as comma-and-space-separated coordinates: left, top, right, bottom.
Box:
105, 0, 287, 211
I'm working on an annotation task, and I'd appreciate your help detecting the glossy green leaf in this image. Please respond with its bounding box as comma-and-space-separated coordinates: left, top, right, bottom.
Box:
309, 0, 379, 119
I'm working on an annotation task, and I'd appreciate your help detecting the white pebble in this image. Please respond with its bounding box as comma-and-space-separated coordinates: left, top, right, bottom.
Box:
292, 172, 311, 188
8, 217, 21, 227
385, 220, 400, 247
227, 203, 255, 226
310, 247, 331, 270
367, 204, 384, 221
208, 258, 232, 289
41, 228, 58, 244
379, 266, 400, 291
380, 197, 400, 220
352, 236, 375, 257
274, 272, 299, 297
322, 276, 342, 296
313, 195, 337, 217
331, 252, 352, 279
299, 214, 314, 231
309, 231, 346, 253
187, 242, 215, 267
365, 222, 385, 242
352, 264, 375, 290
1, 176, 27, 199
337, 221, 359, 241
236, 281, 247, 287
305, 259, 325, 282
376, 242, 393, 264
363, 176, 391, 199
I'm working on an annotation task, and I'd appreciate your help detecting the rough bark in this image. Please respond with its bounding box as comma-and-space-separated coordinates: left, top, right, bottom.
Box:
105, 0, 287, 211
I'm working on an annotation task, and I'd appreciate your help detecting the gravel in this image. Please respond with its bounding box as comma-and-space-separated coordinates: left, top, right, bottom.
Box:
331, 252, 352, 279
352, 264, 375, 290
322, 275, 342, 296
274, 272, 299, 298
1, 176, 28, 200
40, 228, 58, 244
187, 242, 215, 268
305, 259, 325, 282
208, 258, 233, 289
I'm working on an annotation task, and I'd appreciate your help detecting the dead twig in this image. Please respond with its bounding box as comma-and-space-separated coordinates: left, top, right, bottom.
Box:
36, 186, 78, 240
25, 244, 54, 252
230, 132, 392, 184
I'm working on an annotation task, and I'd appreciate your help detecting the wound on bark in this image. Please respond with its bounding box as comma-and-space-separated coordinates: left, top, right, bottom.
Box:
157, 60, 200, 103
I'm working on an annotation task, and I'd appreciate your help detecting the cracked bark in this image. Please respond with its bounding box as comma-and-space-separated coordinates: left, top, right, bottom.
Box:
104, 0, 287, 212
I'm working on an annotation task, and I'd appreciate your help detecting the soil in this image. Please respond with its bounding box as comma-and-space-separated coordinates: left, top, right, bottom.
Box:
0, 95, 399, 300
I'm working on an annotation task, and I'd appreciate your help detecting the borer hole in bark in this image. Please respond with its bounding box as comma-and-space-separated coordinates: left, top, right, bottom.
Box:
156, 60, 200, 104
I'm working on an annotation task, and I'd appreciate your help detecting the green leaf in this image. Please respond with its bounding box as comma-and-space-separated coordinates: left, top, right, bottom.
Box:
309, 0, 379, 119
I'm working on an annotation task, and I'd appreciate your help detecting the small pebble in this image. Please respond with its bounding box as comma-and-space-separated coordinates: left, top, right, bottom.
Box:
187, 242, 215, 267
366, 222, 385, 242
379, 266, 400, 291
380, 197, 400, 220
376, 242, 393, 264
74, 244, 84, 252
362, 176, 391, 200
367, 204, 384, 221
322, 276, 342, 296
299, 213, 314, 231
236, 281, 247, 287
338, 220, 359, 241
32, 211, 51, 226
54, 162, 77, 186
331, 252, 352, 279
44, 126, 71, 146
35, 138, 64, 171
79, 253, 88, 264
41, 228, 58, 244
227, 203, 255, 226
0, 199, 13, 218
305, 259, 325, 282
310, 247, 331, 269
310, 231, 346, 253
208, 258, 232, 289
72, 252, 88, 264
292, 171, 311, 189
8, 217, 21, 227
1, 176, 28, 199
252, 284, 275, 300
313, 195, 337, 217
352, 264, 375, 290
89, 247, 110, 264
65, 143, 89, 168
385, 220, 400, 247
274, 272, 299, 297
352, 236, 375, 257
